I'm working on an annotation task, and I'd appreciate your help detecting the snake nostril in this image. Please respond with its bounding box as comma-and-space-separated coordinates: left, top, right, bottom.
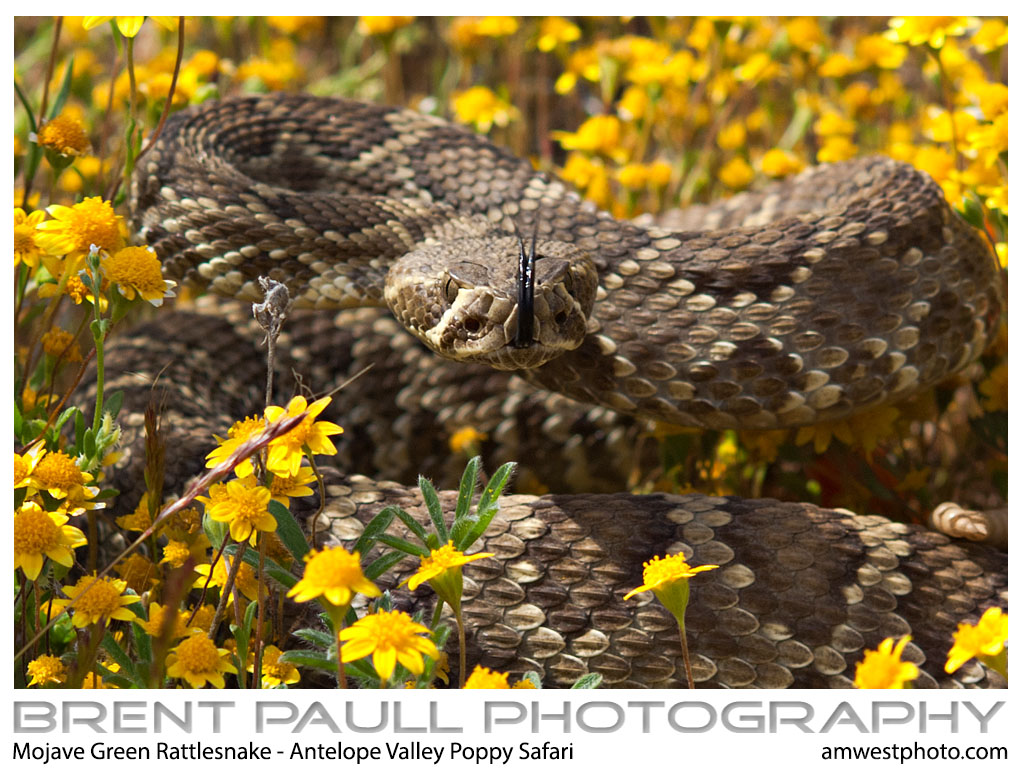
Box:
554, 310, 569, 325
463, 317, 483, 335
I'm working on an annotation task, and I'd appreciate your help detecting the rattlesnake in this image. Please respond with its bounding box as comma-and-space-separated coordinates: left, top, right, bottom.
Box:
109, 93, 1006, 687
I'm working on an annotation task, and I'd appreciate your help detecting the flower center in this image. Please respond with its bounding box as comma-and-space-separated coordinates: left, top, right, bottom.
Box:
14, 507, 61, 554
33, 452, 85, 490
38, 115, 89, 155
14, 454, 30, 485
14, 227, 37, 254
176, 635, 223, 672
104, 247, 165, 291
72, 577, 124, 618
305, 549, 363, 587
66, 198, 121, 253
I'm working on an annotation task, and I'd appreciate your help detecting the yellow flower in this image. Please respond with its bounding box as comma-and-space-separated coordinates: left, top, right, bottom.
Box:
250, 644, 301, 688
403, 541, 495, 592
287, 546, 381, 606
854, 35, 908, 69
817, 136, 858, 164
136, 603, 191, 639
536, 17, 580, 51
82, 16, 177, 38
617, 86, 649, 121
14, 208, 47, 269
475, 16, 518, 38
116, 495, 152, 533
27, 654, 68, 686
785, 17, 824, 52
101, 246, 176, 305
81, 671, 117, 689
14, 501, 87, 580
716, 120, 747, 151
36, 196, 123, 257
449, 426, 487, 454
513, 677, 538, 689
51, 575, 141, 628
194, 554, 263, 604
160, 539, 193, 569
814, 110, 857, 137
206, 414, 266, 478
886, 16, 969, 49
818, 52, 858, 78
451, 86, 518, 133
14, 445, 45, 488
970, 19, 1008, 53
734, 51, 778, 83
166, 634, 236, 689
268, 466, 317, 507
40, 327, 82, 363
338, 610, 439, 681
945, 607, 1008, 674
34, 113, 90, 157
206, 478, 277, 543
553, 115, 626, 161
846, 406, 900, 456
560, 153, 611, 207
718, 156, 754, 189
357, 16, 414, 36
760, 148, 804, 178
115, 552, 160, 595
263, 396, 344, 478
28, 450, 93, 499
266, 17, 325, 37
464, 665, 511, 689
624, 552, 719, 602
969, 82, 1009, 121
853, 635, 920, 689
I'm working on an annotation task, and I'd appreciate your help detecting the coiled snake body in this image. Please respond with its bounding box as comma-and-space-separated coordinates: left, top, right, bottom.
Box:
114, 93, 1005, 687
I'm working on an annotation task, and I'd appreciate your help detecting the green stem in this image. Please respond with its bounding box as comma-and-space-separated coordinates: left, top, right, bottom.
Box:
208, 541, 248, 639
678, 619, 694, 689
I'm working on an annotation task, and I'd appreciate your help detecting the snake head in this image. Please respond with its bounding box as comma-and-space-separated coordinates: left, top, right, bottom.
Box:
384, 237, 597, 370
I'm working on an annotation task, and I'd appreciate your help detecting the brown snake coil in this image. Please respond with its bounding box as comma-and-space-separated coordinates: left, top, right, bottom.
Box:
116, 93, 1006, 687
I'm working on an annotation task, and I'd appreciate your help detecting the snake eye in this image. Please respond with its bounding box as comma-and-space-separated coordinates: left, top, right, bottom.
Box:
443, 277, 459, 305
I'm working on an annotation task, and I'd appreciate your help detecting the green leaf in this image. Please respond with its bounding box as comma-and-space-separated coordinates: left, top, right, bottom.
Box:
375, 533, 429, 558
52, 407, 77, 437
101, 673, 138, 689
130, 621, 153, 667
392, 507, 431, 547
267, 499, 310, 561
48, 56, 75, 120
105, 390, 125, 419
454, 457, 481, 522
13, 77, 38, 133
74, 410, 85, 453
461, 462, 515, 549
234, 545, 298, 590
364, 550, 407, 581
570, 672, 603, 689
418, 475, 448, 542
522, 671, 544, 690
100, 634, 137, 682
230, 601, 259, 676
293, 628, 334, 649
82, 427, 96, 459
13, 400, 23, 438
447, 515, 478, 551
278, 650, 337, 672
352, 506, 396, 556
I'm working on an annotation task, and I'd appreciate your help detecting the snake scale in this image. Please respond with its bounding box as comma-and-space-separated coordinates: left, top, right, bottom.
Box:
103, 93, 1007, 687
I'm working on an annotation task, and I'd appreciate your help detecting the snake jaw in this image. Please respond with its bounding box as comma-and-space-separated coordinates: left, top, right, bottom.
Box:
385, 237, 598, 370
